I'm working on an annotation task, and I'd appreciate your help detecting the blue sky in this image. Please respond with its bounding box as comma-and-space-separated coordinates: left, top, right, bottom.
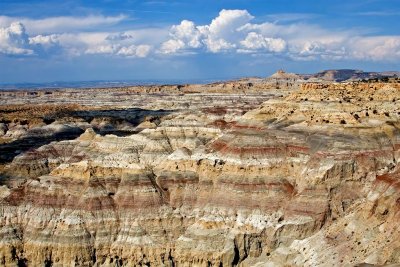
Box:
0, 0, 399, 83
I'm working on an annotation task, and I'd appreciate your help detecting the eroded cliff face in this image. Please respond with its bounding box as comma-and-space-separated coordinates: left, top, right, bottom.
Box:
0, 81, 399, 266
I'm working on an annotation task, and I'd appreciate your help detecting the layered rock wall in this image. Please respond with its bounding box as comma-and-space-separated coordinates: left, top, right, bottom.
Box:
0, 81, 399, 266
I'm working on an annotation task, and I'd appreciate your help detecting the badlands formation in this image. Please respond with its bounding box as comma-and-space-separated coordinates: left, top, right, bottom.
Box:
0, 70, 400, 266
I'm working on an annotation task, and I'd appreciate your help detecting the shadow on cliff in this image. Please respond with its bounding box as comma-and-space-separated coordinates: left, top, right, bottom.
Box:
0, 129, 84, 164
0, 108, 173, 165
65, 107, 172, 136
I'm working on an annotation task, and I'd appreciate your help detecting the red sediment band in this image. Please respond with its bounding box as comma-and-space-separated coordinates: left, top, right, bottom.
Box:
286, 208, 327, 221
376, 173, 397, 184
286, 200, 328, 219
4, 178, 165, 210
115, 195, 164, 209
23, 191, 115, 210
376, 171, 400, 191
202, 107, 228, 115
205, 195, 284, 211
18, 191, 164, 210
158, 177, 199, 188
211, 140, 281, 154
226, 146, 283, 154
229, 122, 264, 131
208, 119, 234, 129
287, 145, 310, 153
3, 187, 25, 206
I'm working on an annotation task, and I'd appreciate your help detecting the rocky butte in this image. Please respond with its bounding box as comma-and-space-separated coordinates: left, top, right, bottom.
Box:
0, 69, 399, 266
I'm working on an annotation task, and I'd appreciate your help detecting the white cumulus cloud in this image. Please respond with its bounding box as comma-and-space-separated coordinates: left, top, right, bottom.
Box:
240, 32, 286, 52
349, 36, 400, 61
85, 42, 152, 58
0, 22, 34, 55
117, 44, 152, 57
85, 44, 120, 55
170, 20, 202, 48
202, 9, 253, 52
29, 34, 59, 46
160, 9, 254, 54
160, 39, 185, 54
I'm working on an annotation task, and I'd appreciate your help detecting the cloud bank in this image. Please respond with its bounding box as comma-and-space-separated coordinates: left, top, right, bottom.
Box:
0, 9, 399, 61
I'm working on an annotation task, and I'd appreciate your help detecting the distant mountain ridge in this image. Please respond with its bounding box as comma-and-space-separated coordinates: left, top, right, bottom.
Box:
301, 69, 400, 82
269, 69, 400, 82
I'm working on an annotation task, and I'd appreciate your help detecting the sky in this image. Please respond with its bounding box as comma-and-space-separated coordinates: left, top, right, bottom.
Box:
0, 0, 399, 83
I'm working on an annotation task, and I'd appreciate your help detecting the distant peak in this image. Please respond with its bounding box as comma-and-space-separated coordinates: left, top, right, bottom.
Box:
270, 69, 299, 79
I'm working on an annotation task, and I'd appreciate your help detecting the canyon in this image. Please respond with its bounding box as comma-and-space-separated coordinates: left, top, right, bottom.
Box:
0, 71, 400, 266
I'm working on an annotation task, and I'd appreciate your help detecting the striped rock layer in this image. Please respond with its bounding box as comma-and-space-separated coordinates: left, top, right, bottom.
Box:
0, 82, 399, 266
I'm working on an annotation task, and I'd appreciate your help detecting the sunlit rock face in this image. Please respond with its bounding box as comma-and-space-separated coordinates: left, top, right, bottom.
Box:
0, 79, 399, 266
